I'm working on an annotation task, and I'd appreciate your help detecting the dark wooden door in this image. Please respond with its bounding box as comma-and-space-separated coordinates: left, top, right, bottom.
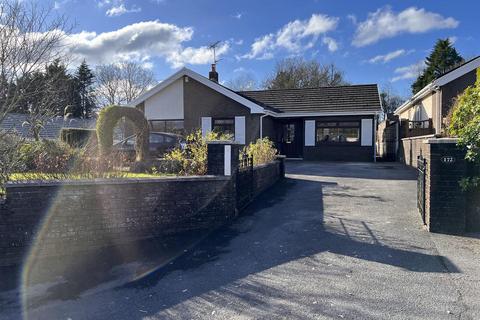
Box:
280, 120, 303, 158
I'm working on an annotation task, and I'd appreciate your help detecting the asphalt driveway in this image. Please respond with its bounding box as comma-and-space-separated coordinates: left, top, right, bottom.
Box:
2, 161, 479, 319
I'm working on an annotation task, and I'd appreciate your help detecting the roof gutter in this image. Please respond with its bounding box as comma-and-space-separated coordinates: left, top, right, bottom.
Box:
272, 111, 379, 118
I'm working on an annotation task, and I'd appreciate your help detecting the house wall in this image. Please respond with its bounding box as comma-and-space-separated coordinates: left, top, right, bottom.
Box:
398, 92, 436, 122
144, 78, 184, 120
183, 78, 260, 144
301, 115, 375, 162
441, 69, 477, 119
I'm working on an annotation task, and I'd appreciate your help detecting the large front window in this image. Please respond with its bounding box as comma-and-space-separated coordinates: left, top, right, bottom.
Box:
212, 118, 235, 136
149, 120, 184, 135
316, 121, 360, 144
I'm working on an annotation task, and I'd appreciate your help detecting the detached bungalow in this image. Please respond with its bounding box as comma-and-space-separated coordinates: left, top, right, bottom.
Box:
129, 65, 382, 162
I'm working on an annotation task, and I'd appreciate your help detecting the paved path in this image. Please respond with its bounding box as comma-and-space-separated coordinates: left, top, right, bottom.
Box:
2, 162, 479, 319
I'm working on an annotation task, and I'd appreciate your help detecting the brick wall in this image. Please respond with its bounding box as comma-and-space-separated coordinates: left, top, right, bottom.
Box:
253, 161, 283, 197
399, 134, 435, 167
423, 140, 467, 233
0, 177, 235, 267
377, 119, 398, 161
0, 159, 283, 267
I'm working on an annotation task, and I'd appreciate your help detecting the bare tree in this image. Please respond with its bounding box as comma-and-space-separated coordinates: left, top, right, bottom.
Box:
380, 84, 405, 119
263, 58, 348, 89
95, 61, 156, 106
0, 1, 69, 124
226, 72, 258, 91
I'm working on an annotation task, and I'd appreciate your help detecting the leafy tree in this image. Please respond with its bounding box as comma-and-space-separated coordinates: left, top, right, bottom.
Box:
44, 58, 76, 116
73, 61, 96, 118
412, 39, 463, 94
263, 58, 348, 89
449, 69, 480, 190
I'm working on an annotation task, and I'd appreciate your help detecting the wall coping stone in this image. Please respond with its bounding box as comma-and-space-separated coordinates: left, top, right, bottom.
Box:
207, 140, 242, 145
253, 161, 280, 170
6, 175, 230, 188
401, 134, 435, 141
424, 137, 459, 144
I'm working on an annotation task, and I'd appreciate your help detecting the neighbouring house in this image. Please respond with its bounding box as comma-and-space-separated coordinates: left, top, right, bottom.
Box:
394, 55, 480, 137
128, 65, 382, 162
0, 113, 96, 140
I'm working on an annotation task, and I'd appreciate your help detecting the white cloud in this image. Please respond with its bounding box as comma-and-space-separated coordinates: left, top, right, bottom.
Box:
241, 13, 338, 59
448, 36, 458, 44
63, 20, 229, 68
322, 37, 338, 52
391, 60, 426, 82
353, 6, 459, 47
106, 3, 141, 17
166, 42, 229, 68
233, 13, 243, 19
347, 14, 357, 25
368, 49, 414, 64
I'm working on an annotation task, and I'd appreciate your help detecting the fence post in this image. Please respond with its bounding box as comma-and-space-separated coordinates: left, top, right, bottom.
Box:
206, 141, 240, 176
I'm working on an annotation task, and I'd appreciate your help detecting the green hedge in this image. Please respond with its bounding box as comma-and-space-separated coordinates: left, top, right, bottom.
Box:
97, 105, 150, 161
60, 128, 96, 148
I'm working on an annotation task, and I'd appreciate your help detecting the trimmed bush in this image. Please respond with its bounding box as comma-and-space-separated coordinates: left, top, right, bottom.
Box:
60, 128, 97, 148
243, 138, 278, 166
96, 105, 149, 161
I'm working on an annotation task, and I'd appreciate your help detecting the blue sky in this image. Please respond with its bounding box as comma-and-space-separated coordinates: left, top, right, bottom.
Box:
50, 0, 479, 97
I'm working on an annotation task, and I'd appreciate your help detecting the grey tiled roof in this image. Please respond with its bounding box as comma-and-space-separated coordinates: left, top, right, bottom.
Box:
238, 84, 381, 114
0, 113, 96, 140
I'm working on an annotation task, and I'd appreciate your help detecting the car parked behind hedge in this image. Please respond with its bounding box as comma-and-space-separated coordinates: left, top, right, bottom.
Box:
114, 132, 185, 159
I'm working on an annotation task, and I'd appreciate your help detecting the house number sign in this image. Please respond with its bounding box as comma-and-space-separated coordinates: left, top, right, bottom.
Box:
441, 156, 456, 164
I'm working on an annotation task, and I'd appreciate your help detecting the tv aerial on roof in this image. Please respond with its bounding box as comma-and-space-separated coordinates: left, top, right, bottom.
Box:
208, 41, 223, 65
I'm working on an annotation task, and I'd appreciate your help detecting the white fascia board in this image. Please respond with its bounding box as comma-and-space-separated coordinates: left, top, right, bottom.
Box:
393, 83, 434, 115
273, 111, 379, 118
128, 67, 266, 114
435, 56, 480, 87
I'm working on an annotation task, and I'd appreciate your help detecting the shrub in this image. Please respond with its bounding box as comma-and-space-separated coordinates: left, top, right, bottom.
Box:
165, 130, 231, 175
448, 68, 480, 190
96, 105, 149, 161
0, 134, 24, 196
60, 128, 97, 148
243, 138, 278, 166
18, 139, 76, 172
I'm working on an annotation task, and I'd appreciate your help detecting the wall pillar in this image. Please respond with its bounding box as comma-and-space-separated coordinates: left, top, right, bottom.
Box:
424, 138, 467, 233
207, 141, 240, 176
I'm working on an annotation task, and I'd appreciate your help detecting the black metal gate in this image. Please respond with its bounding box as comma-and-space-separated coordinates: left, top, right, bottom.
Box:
417, 155, 426, 224
236, 153, 253, 210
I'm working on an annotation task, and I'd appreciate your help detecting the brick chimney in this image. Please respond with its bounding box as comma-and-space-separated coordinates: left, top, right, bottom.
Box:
209, 64, 219, 83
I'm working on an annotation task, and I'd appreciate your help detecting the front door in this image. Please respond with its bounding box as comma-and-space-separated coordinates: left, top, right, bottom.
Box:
280, 120, 303, 158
